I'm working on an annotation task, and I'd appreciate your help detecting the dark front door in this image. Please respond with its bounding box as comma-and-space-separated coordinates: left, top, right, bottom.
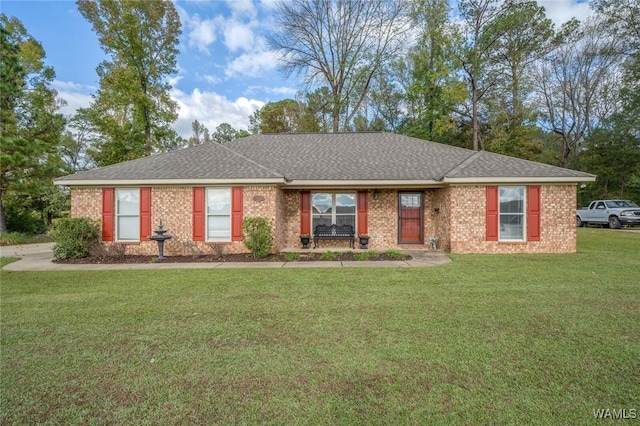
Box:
398, 192, 423, 244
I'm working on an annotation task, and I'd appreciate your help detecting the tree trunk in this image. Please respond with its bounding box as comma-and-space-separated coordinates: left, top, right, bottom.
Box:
0, 189, 7, 233
472, 76, 479, 151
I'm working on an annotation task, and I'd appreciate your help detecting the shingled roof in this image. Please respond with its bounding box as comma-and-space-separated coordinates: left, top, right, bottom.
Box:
54, 132, 595, 186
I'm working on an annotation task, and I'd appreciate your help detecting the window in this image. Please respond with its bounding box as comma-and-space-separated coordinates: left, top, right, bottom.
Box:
116, 188, 139, 240
499, 186, 525, 241
207, 188, 231, 241
311, 193, 356, 231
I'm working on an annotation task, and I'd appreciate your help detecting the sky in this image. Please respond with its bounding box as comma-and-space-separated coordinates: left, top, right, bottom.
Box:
1, 0, 594, 139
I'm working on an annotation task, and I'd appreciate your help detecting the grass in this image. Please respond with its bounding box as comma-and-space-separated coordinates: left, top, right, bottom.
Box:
0, 232, 53, 246
1, 228, 638, 424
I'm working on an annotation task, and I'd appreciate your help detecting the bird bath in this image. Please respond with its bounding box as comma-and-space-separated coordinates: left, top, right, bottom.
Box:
148, 220, 173, 260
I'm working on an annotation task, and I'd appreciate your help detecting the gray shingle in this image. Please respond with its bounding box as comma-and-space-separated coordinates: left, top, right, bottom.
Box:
55, 132, 595, 183
225, 132, 473, 180
56, 141, 283, 181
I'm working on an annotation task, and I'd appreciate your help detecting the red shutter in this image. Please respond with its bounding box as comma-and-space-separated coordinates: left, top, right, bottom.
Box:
192, 187, 205, 241
231, 187, 243, 241
140, 187, 151, 241
300, 191, 311, 234
486, 186, 499, 241
101, 188, 114, 242
527, 186, 541, 241
357, 191, 368, 235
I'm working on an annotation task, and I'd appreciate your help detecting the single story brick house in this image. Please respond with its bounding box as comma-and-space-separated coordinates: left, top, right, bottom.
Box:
54, 132, 595, 255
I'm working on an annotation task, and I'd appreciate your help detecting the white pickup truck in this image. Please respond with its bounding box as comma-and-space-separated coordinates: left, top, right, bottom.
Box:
576, 200, 640, 228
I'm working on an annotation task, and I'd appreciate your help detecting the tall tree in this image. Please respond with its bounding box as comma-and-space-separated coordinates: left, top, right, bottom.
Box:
77, 0, 181, 166
0, 15, 65, 232
482, 0, 562, 159
269, 0, 410, 132
211, 123, 250, 143
402, 0, 466, 142
535, 20, 623, 168
249, 99, 319, 134
454, 0, 504, 151
188, 119, 211, 146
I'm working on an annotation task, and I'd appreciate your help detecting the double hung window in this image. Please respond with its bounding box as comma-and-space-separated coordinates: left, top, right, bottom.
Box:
207, 188, 231, 241
499, 186, 525, 241
116, 188, 140, 241
311, 193, 356, 230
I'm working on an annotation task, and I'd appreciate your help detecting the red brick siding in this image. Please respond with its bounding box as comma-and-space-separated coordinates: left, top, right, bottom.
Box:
70, 183, 578, 255
448, 184, 577, 253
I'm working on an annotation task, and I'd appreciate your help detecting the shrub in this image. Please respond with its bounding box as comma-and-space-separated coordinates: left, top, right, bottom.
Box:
385, 249, 407, 260
50, 218, 101, 259
0, 232, 29, 246
242, 217, 273, 258
320, 251, 341, 261
283, 252, 300, 262
354, 250, 379, 261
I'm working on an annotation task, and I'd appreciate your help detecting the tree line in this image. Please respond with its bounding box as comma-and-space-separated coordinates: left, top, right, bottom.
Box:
1, 0, 638, 233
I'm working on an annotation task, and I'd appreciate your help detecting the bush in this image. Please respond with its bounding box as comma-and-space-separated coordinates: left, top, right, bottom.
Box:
50, 218, 101, 259
320, 251, 341, 261
384, 249, 407, 260
0, 232, 29, 246
242, 217, 273, 258
283, 252, 300, 262
354, 250, 379, 261
4, 196, 47, 235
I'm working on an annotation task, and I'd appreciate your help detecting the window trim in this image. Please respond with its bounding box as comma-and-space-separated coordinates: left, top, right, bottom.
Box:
311, 192, 357, 230
498, 186, 526, 242
115, 187, 140, 242
206, 187, 232, 242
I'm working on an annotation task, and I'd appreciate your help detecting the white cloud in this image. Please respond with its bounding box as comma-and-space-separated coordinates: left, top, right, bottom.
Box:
223, 20, 256, 52
227, 0, 257, 18
171, 87, 264, 137
538, 0, 594, 26
195, 72, 222, 85
178, 5, 220, 54
225, 49, 278, 78
245, 85, 298, 97
258, 0, 279, 11
53, 80, 94, 117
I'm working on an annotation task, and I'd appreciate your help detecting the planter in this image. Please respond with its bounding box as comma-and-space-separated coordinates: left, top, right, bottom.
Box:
358, 236, 370, 249
300, 236, 311, 249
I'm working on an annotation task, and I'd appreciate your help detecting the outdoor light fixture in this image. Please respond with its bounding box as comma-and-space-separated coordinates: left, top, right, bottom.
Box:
373, 189, 380, 200
434, 206, 440, 213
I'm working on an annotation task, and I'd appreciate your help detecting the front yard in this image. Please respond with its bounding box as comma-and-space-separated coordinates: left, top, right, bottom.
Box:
1, 229, 638, 424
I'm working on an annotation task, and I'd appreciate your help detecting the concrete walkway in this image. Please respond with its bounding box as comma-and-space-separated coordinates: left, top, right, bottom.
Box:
1, 243, 450, 271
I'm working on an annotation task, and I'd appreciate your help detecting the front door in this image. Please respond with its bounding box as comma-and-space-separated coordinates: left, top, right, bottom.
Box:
398, 192, 423, 244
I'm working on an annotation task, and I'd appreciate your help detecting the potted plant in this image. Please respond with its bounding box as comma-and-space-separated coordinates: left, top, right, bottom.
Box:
300, 234, 311, 249
358, 234, 370, 249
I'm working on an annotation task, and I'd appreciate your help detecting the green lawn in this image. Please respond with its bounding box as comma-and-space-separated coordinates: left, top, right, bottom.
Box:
1, 229, 638, 424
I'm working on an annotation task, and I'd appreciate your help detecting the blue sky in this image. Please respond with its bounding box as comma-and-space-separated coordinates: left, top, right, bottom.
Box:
1, 0, 593, 138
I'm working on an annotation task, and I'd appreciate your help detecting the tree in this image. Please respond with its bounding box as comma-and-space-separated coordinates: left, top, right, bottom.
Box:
481, 0, 561, 159
401, 0, 466, 142
534, 20, 623, 168
0, 14, 65, 233
77, 0, 181, 166
188, 119, 211, 146
249, 99, 319, 134
212, 123, 249, 143
269, 0, 411, 131
453, 0, 505, 151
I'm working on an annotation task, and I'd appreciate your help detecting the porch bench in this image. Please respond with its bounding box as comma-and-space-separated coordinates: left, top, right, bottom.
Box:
313, 224, 355, 249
